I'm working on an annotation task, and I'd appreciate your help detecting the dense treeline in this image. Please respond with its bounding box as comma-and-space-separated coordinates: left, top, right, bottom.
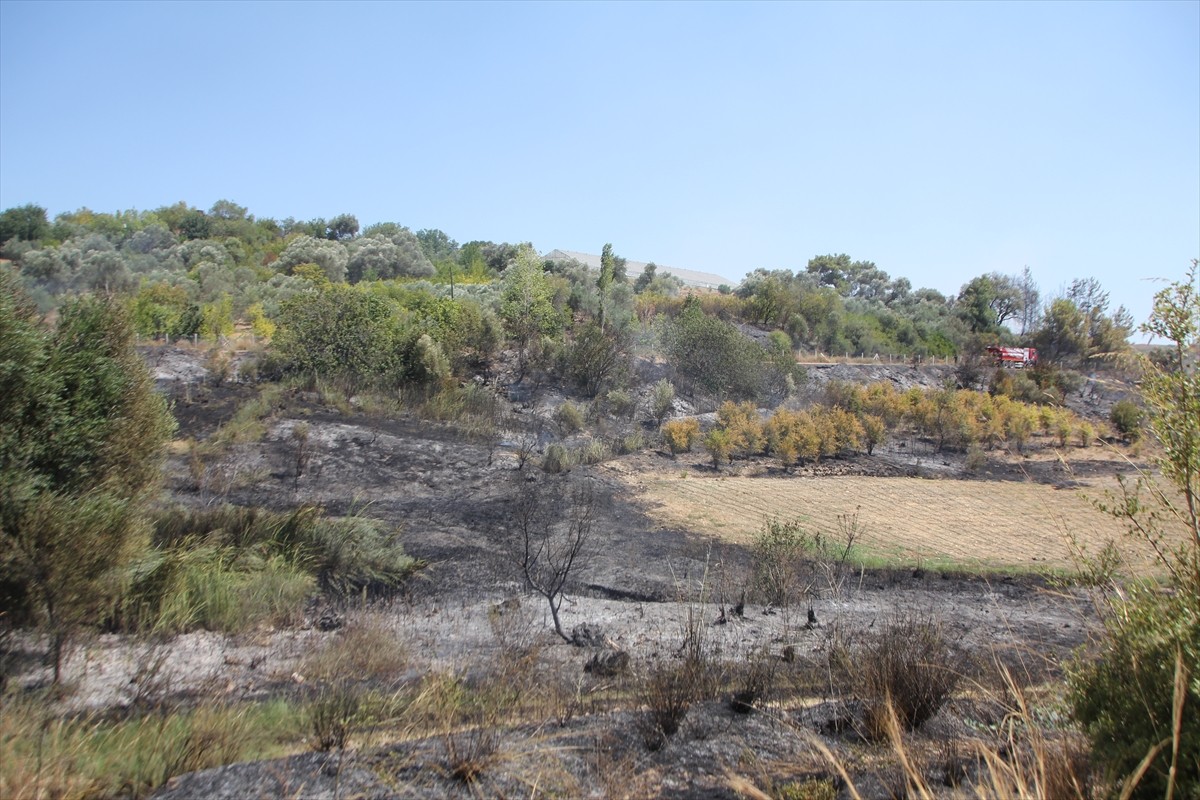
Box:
0, 200, 1135, 408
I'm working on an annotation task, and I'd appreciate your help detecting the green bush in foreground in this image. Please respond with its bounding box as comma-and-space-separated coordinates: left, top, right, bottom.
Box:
1069, 263, 1200, 798
1, 278, 175, 680
1068, 586, 1199, 797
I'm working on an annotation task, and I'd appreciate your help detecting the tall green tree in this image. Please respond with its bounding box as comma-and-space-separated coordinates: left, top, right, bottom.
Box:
415, 228, 459, 264
597, 243, 615, 330
500, 244, 563, 378
634, 262, 657, 294
0, 272, 175, 680
0, 204, 50, 244
956, 273, 1022, 333
325, 213, 359, 242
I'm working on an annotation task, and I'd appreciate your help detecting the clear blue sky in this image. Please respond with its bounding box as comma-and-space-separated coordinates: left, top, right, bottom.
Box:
1, 0, 1197, 332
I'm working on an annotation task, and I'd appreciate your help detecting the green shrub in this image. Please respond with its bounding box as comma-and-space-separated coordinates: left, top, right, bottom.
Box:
576, 439, 612, 465
650, 378, 676, 423
1068, 264, 1200, 798
1068, 585, 1199, 797
562, 322, 631, 397
663, 298, 768, 400
1109, 399, 1144, 442
0, 284, 176, 680
272, 284, 413, 390
1076, 421, 1096, 447
704, 428, 733, 469
751, 518, 809, 609
554, 401, 585, 434
541, 443, 573, 473
605, 388, 634, 417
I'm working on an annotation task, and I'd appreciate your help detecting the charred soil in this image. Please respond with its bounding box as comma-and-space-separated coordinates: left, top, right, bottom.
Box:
9, 348, 1138, 799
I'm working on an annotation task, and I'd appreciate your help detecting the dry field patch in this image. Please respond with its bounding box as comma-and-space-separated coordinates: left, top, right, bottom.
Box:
626, 474, 1152, 571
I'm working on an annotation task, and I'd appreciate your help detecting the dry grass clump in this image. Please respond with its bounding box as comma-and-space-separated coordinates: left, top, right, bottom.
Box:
634, 601, 726, 750
554, 400, 586, 434
727, 652, 1098, 800
412, 382, 500, 441
636, 658, 697, 749
307, 681, 360, 753
850, 615, 963, 740
298, 618, 411, 755
541, 443, 574, 473
299, 619, 407, 685
729, 646, 779, 714
424, 673, 504, 785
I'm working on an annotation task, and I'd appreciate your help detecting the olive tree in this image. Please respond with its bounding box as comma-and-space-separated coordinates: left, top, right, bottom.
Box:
346, 230, 433, 282
275, 235, 350, 283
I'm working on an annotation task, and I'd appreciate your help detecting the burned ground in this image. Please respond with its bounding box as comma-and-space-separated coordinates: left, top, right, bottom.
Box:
9, 347, 1135, 798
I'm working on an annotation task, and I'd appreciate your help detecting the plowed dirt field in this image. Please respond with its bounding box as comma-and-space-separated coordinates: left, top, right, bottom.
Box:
625, 473, 1150, 571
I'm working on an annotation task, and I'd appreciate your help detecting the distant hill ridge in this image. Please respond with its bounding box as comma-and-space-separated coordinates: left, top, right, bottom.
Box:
543, 249, 731, 290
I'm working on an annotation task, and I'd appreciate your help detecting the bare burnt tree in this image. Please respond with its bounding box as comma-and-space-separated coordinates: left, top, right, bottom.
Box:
507, 478, 595, 642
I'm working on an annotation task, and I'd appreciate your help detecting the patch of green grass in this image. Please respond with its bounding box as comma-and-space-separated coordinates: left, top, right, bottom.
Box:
122, 546, 315, 633
824, 544, 1067, 580
0, 696, 306, 800
210, 383, 287, 446
116, 506, 421, 634
412, 384, 499, 441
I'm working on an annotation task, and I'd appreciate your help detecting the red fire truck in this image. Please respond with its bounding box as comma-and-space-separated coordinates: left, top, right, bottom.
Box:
986, 346, 1038, 368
